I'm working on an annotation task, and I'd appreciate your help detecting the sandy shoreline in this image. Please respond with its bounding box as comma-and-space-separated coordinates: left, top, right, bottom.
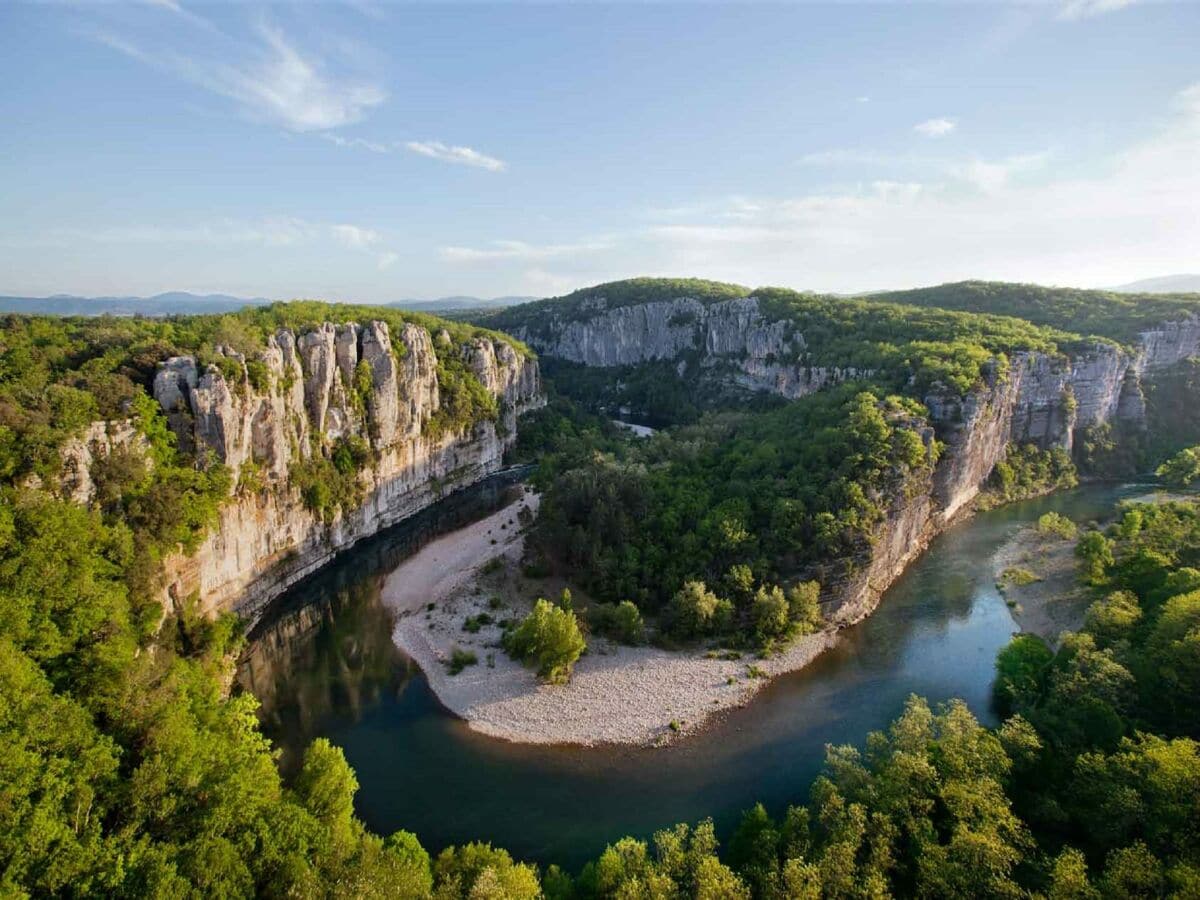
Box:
380, 486, 838, 747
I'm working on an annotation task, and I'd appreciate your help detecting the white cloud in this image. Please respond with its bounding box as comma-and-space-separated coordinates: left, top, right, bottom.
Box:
798, 149, 893, 166
92, 21, 385, 132
1058, 0, 1140, 21
377, 251, 399, 271
914, 117, 957, 138
952, 151, 1050, 193
405, 141, 507, 172
319, 133, 389, 153
856, 95, 870, 104
440, 239, 607, 263
601, 81, 1200, 292
40, 218, 399, 262
331, 223, 381, 249
521, 268, 580, 295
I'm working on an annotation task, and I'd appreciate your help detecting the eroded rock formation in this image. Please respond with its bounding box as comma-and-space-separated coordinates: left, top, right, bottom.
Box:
135, 320, 541, 623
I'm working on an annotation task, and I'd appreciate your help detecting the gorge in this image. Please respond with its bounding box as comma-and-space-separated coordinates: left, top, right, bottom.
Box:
6, 281, 1200, 898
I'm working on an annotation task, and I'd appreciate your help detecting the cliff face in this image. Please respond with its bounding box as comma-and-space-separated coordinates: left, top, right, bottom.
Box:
518, 296, 866, 400
139, 320, 541, 623
521, 292, 1200, 624
524, 292, 1200, 451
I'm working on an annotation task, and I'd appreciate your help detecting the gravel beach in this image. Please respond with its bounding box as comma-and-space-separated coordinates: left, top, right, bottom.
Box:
381, 487, 838, 746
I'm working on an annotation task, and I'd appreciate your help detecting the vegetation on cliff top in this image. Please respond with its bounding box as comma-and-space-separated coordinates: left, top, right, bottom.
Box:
0, 301, 524, 487
486, 277, 1077, 400
874, 279, 1200, 345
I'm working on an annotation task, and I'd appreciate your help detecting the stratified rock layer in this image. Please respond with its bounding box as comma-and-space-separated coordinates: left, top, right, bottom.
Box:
145, 320, 540, 623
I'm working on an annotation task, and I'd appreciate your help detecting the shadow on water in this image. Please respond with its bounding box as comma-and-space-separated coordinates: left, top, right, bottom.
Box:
238, 479, 1145, 870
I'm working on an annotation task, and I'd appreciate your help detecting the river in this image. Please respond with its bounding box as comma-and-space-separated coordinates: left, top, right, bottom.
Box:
236, 476, 1145, 871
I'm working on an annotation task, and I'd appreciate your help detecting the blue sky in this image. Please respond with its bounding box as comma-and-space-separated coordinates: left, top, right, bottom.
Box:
1, 1, 1198, 302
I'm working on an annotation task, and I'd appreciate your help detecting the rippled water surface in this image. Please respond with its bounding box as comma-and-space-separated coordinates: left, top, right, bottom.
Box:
238, 479, 1143, 869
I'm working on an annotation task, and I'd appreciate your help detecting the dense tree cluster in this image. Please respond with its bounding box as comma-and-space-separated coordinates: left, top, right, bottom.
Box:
980, 443, 1079, 509
532, 385, 933, 645
1157, 446, 1200, 487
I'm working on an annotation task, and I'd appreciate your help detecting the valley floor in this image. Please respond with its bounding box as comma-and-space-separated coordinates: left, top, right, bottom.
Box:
382, 487, 837, 746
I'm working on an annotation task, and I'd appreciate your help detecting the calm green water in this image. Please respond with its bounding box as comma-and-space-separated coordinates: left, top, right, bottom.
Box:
237, 478, 1144, 870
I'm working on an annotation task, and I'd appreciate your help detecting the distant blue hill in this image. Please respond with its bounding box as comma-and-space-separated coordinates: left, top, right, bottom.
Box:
0, 292, 272, 317
1110, 274, 1200, 294
0, 292, 540, 317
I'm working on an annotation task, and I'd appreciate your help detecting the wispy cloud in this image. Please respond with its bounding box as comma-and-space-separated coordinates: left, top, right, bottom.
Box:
331, 223, 381, 249
610, 81, 1200, 292
914, 117, 956, 138
952, 151, 1051, 193
404, 141, 507, 172
91, 19, 385, 132
798, 148, 902, 166
30, 217, 404, 270
1058, 0, 1140, 20
318, 133, 508, 172
440, 239, 608, 263
319, 133, 389, 153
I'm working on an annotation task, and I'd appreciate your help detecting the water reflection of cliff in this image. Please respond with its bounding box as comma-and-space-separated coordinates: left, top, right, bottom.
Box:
236, 470, 528, 764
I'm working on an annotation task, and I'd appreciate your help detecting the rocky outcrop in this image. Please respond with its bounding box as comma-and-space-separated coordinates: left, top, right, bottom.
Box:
59, 419, 147, 505
517, 296, 864, 401
71, 320, 546, 624
525, 290, 1200, 454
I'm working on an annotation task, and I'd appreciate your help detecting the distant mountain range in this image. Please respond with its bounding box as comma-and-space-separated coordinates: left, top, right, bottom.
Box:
0, 292, 273, 317
0, 292, 540, 317
4, 278, 1194, 320
1110, 274, 1200, 294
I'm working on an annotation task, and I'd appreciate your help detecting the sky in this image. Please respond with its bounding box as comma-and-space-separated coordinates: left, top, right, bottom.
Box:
1, 0, 1198, 303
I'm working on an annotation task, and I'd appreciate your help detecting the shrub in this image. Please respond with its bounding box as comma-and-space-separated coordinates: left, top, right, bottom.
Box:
590, 600, 646, 645
1037, 511, 1078, 540
1157, 446, 1200, 487
446, 648, 478, 675
503, 599, 586, 683
667, 581, 730, 639
462, 613, 494, 634
1001, 567, 1041, 587
787, 580, 823, 634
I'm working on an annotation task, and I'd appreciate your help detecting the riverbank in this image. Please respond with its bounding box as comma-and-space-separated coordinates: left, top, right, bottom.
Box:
992, 525, 1088, 646
992, 486, 1190, 646
381, 486, 838, 746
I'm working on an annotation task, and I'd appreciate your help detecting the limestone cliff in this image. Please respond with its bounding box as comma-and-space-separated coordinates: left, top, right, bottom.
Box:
515, 289, 1200, 624
139, 320, 541, 623
515, 296, 866, 400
